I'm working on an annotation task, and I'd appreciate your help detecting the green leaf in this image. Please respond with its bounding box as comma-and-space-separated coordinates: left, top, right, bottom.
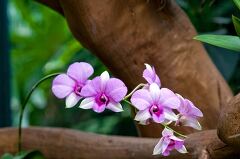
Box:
232, 15, 240, 36
233, 0, 240, 10
1, 153, 14, 159
14, 150, 45, 159
194, 35, 240, 52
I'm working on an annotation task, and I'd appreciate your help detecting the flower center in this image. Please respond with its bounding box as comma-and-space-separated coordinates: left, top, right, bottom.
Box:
97, 94, 109, 105
150, 105, 163, 116
74, 85, 82, 96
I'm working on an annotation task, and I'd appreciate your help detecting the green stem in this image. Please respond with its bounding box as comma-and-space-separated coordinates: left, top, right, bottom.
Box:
18, 73, 61, 152
123, 83, 145, 100
162, 124, 187, 138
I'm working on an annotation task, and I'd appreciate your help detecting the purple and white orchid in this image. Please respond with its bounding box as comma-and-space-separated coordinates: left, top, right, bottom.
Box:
175, 94, 203, 130
79, 71, 128, 113
52, 62, 94, 108
50, 62, 203, 157
131, 83, 180, 124
153, 128, 187, 156
143, 63, 161, 87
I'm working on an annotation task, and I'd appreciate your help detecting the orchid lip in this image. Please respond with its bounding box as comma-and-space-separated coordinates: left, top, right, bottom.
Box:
74, 85, 83, 96
96, 93, 109, 105
150, 105, 163, 116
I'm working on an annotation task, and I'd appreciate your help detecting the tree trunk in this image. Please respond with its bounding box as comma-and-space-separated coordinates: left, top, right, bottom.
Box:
37, 0, 232, 137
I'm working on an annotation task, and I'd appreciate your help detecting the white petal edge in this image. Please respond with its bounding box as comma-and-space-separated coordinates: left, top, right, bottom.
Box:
100, 71, 110, 83
107, 102, 123, 112
153, 138, 164, 155
149, 83, 161, 102
65, 93, 81, 108
164, 109, 178, 121
134, 109, 151, 121
144, 63, 152, 71
177, 145, 188, 154
79, 97, 95, 109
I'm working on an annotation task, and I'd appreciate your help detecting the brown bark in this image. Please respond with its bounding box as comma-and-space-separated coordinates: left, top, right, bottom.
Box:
36, 0, 233, 137
0, 127, 239, 159
218, 93, 240, 147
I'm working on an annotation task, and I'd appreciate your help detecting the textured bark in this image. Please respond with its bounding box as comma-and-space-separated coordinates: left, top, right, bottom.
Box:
0, 127, 239, 159
218, 93, 240, 147
36, 0, 233, 137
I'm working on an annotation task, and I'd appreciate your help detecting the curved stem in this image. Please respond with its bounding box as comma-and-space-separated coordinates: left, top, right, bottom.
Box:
18, 73, 61, 152
123, 83, 145, 100
162, 124, 187, 138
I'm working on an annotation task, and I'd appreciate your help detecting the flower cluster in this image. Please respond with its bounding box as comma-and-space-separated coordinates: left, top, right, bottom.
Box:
52, 62, 203, 156
52, 62, 127, 112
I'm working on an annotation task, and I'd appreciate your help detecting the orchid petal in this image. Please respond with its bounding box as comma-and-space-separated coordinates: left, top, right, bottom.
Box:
100, 71, 110, 90
131, 89, 152, 110
92, 104, 106, 113
79, 97, 95, 109
52, 74, 75, 99
105, 78, 127, 102
176, 145, 187, 154
162, 128, 174, 137
134, 109, 151, 122
143, 64, 161, 86
81, 77, 101, 97
65, 92, 81, 108
164, 109, 178, 121
181, 116, 202, 130
106, 102, 123, 112
149, 83, 161, 102
67, 62, 94, 83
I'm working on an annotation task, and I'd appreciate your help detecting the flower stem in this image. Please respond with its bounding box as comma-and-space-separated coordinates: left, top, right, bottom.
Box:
18, 73, 61, 152
162, 124, 187, 138
123, 83, 145, 100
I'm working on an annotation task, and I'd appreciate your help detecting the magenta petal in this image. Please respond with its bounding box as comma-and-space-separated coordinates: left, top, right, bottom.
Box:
92, 103, 106, 113
152, 113, 165, 123
105, 78, 127, 102
131, 89, 152, 110
52, 74, 75, 98
186, 100, 203, 117
143, 64, 161, 86
67, 62, 94, 83
81, 77, 101, 97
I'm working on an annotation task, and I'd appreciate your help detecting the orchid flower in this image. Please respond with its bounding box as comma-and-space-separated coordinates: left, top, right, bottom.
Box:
143, 63, 161, 87
131, 83, 180, 124
79, 71, 128, 113
52, 62, 94, 108
153, 128, 187, 156
175, 94, 203, 130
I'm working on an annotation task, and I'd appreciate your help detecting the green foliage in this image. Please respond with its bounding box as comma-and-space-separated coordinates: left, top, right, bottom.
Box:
194, 35, 240, 52
194, 0, 240, 52
9, 0, 137, 136
232, 15, 240, 36
233, 0, 240, 10
1, 151, 44, 159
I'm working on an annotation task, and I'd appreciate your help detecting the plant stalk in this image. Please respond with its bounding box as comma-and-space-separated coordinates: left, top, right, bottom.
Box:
18, 73, 61, 152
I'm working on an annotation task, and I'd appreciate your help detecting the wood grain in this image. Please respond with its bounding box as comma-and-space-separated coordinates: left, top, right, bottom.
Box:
0, 127, 239, 159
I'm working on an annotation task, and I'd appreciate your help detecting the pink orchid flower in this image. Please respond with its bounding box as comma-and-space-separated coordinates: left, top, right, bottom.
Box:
153, 128, 187, 156
79, 71, 128, 113
52, 62, 94, 108
131, 83, 180, 124
175, 94, 203, 130
143, 64, 161, 87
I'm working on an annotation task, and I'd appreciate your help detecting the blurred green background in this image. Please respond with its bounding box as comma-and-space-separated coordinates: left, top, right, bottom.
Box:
5, 0, 240, 136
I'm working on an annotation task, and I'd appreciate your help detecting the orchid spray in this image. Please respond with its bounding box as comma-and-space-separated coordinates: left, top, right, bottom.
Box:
17, 62, 203, 157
